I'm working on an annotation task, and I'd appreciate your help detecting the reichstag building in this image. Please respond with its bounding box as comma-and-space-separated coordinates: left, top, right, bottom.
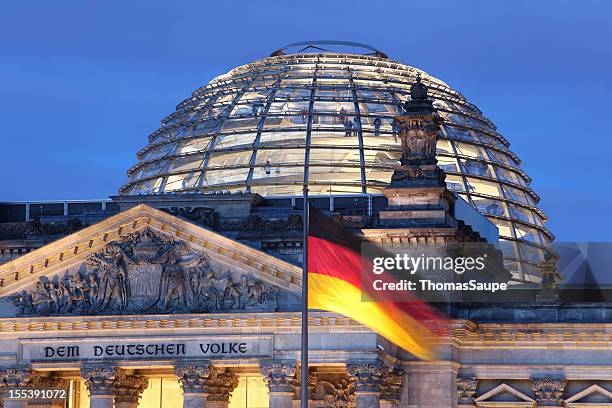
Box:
0, 41, 610, 408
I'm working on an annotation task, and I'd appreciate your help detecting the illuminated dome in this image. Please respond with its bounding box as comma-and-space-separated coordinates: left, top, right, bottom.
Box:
120, 42, 553, 283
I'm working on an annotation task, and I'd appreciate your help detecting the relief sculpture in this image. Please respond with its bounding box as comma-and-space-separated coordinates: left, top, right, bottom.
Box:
11, 228, 279, 316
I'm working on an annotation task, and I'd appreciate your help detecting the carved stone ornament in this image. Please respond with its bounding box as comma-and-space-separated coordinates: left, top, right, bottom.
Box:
81, 367, 119, 396
12, 227, 279, 316
346, 363, 388, 394
29, 375, 68, 390
380, 369, 404, 405
174, 365, 215, 394
530, 378, 567, 406
0, 369, 32, 389
260, 364, 298, 394
456, 377, 479, 405
217, 214, 302, 233
310, 374, 356, 408
390, 73, 446, 188
207, 371, 239, 402
113, 373, 148, 403
0, 218, 85, 239
163, 207, 217, 229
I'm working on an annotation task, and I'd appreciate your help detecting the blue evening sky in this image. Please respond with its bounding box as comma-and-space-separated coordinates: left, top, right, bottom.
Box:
0, 1, 610, 242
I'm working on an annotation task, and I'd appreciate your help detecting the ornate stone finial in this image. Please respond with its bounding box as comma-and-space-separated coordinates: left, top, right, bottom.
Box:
390, 72, 445, 188
113, 373, 149, 404
260, 363, 298, 394
207, 371, 239, 402
402, 72, 436, 115
0, 369, 32, 389
531, 378, 567, 406
456, 377, 479, 405
346, 362, 388, 394
81, 367, 120, 396
174, 365, 216, 394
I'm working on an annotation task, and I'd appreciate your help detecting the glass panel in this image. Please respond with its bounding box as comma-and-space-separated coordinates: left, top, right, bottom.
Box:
216, 133, 257, 149
514, 224, 541, 243
491, 219, 513, 237
255, 148, 305, 165
437, 156, 459, 173
203, 168, 249, 185
176, 138, 212, 155
222, 117, 259, 131
445, 175, 466, 192
310, 130, 359, 147
454, 142, 487, 159
263, 115, 303, 128
164, 173, 199, 191
143, 142, 177, 161
259, 130, 306, 146
460, 159, 492, 177
207, 150, 251, 168
168, 156, 204, 172
364, 149, 400, 168
471, 197, 506, 217
465, 177, 501, 197
508, 203, 534, 224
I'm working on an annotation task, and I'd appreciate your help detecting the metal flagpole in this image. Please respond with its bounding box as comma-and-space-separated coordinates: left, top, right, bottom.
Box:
300, 183, 309, 408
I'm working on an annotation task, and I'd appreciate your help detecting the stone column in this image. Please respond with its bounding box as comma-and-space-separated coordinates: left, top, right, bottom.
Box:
113, 372, 148, 408
0, 369, 32, 408
207, 371, 238, 408
260, 363, 297, 408
347, 363, 387, 408
175, 365, 216, 408
81, 367, 119, 408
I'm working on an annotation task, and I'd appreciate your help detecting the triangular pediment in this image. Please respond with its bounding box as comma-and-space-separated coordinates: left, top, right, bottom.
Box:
0, 204, 301, 316
565, 384, 612, 407
474, 383, 536, 408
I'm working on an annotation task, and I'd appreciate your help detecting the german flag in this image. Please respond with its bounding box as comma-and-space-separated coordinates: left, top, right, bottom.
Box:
307, 208, 448, 360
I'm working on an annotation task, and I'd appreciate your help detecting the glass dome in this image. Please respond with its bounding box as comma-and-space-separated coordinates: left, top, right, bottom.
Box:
120, 45, 553, 284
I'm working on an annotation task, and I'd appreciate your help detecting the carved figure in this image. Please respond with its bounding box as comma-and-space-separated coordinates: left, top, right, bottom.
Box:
223, 276, 241, 309
158, 248, 187, 310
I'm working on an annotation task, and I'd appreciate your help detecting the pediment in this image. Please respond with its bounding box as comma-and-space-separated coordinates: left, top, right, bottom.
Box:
565, 384, 612, 407
474, 383, 536, 408
0, 204, 301, 317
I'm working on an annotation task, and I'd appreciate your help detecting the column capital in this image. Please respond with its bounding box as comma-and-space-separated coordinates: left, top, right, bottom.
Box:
260, 363, 297, 394
114, 372, 148, 404
456, 377, 478, 406
347, 362, 388, 394
0, 369, 33, 389
530, 377, 567, 406
174, 364, 216, 395
207, 371, 238, 402
81, 366, 120, 396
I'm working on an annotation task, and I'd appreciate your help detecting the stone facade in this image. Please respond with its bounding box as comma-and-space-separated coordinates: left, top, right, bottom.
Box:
0, 204, 609, 408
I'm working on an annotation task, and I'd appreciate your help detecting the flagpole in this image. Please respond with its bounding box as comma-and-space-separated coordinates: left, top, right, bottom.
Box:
300, 183, 309, 408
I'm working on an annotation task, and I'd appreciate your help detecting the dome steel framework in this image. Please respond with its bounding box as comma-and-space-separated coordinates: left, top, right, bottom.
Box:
120, 47, 553, 283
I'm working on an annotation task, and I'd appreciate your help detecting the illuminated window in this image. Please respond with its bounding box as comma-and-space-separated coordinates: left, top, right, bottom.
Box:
228, 375, 269, 408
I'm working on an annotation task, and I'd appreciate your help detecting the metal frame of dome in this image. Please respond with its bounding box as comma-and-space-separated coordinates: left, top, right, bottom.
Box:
270, 41, 388, 59
120, 49, 553, 284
